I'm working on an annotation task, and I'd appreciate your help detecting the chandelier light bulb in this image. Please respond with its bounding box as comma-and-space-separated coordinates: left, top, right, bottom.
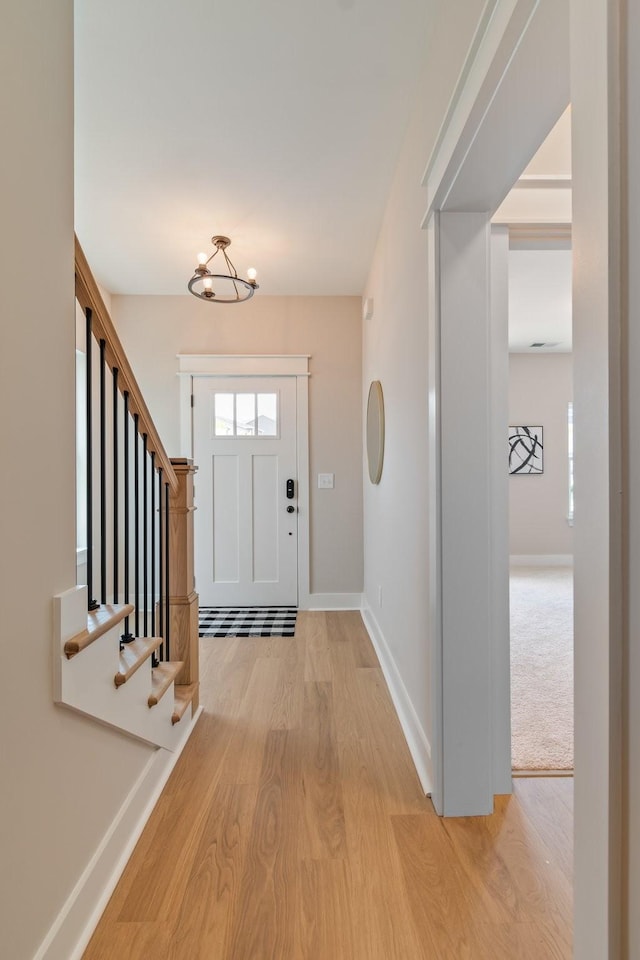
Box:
188, 234, 259, 303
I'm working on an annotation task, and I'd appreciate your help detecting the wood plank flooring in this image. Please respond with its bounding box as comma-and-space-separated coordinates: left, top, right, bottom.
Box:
82, 611, 572, 959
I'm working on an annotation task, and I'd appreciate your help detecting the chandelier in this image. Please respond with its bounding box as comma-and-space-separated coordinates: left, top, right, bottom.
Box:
188, 235, 259, 303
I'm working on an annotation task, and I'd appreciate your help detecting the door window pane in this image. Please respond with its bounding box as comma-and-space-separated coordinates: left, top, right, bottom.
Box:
257, 393, 277, 436
213, 391, 278, 436
214, 393, 234, 436
236, 393, 256, 435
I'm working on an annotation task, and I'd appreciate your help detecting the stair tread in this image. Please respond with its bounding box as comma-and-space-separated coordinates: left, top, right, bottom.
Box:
148, 661, 184, 707
172, 683, 199, 725
115, 636, 163, 687
65, 603, 134, 659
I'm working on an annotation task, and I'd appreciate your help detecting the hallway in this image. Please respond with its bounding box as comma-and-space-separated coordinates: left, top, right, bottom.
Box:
82, 612, 572, 959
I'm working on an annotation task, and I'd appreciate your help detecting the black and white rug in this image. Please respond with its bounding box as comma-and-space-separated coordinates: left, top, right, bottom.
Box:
199, 607, 297, 638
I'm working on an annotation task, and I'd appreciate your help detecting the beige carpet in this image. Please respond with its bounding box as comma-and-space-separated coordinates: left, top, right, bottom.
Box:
510, 566, 574, 771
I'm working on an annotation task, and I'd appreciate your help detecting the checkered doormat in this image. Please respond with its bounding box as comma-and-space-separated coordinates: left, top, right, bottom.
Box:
199, 607, 297, 638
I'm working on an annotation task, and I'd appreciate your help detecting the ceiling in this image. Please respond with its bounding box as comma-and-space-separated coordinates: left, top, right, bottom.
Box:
508, 248, 572, 352
496, 108, 573, 353
74, 0, 437, 297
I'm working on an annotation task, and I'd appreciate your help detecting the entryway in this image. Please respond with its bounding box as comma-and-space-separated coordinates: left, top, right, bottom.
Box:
178, 354, 311, 608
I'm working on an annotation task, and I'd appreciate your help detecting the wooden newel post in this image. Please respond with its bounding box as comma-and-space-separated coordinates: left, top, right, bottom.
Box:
169, 458, 199, 707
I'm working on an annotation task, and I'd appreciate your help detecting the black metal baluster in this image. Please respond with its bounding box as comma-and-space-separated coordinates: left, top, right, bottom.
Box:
85, 309, 98, 611
143, 434, 149, 637
150, 451, 156, 643
112, 368, 119, 605
99, 339, 107, 605
122, 392, 134, 643
165, 481, 171, 662
134, 415, 140, 637
158, 467, 164, 661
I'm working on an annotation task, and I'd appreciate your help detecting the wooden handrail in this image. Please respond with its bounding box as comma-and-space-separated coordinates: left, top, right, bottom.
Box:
75, 236, 178, 493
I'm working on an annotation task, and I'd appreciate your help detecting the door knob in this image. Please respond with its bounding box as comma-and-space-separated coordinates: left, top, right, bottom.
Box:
286, 505, 295, 513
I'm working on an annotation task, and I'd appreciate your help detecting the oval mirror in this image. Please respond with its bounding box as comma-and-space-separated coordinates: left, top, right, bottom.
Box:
366, 380, 385, 484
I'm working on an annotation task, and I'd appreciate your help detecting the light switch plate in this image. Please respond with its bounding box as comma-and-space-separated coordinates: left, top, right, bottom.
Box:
317, 473, 335, 489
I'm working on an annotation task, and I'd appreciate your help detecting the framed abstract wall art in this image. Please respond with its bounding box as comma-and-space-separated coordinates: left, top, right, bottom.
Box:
508, 425, 543, 475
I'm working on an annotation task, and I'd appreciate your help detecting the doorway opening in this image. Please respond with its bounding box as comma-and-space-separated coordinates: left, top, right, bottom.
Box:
493, 109, 575, 776
424, 0, 571, 817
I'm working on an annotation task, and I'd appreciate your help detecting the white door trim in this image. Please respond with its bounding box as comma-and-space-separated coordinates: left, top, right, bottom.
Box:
177, 354, 311, 375
177, 355, 311, 608
423, 0, 570, 818
422, 0, 569, 220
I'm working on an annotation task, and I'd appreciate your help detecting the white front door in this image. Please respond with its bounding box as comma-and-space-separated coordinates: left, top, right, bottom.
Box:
193, 376, 298, 606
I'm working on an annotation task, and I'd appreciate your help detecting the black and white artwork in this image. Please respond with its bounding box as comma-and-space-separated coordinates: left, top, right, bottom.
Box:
508, 425, 544, 475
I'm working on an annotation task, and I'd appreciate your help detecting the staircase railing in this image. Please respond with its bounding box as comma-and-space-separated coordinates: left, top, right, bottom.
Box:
74, 237, 198, 693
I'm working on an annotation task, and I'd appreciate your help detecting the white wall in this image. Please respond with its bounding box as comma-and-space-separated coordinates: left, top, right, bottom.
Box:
110, 294, 363, 596
509, 353, 573, 557
361, 0, 487, 789
0, 6, 166, 959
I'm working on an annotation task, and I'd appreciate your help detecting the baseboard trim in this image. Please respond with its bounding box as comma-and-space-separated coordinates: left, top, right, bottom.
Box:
360, 601, 433, 796
510, 554, 573, 567
302, 592, 363, 610
34, 706, 203, 960
513, 768, 574, 778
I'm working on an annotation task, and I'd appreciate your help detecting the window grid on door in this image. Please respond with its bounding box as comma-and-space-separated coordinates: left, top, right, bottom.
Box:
213, 392, 278, 438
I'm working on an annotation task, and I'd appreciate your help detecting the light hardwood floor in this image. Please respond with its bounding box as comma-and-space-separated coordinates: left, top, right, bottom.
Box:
82, 611, 572, 959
